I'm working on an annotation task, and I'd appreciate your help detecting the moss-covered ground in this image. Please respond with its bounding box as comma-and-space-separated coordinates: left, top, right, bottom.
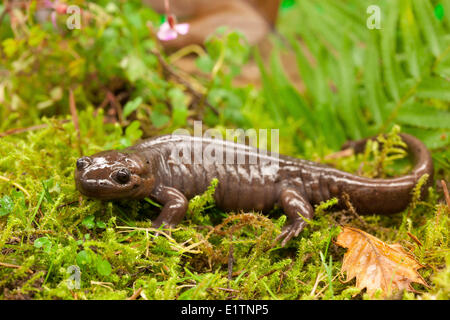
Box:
1, 0, 449, 301
0, 110, 448, 300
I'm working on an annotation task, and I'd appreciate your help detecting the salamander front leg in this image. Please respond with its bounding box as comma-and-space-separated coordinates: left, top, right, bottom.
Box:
150, 186, 189, 230
275, 188, 314, 247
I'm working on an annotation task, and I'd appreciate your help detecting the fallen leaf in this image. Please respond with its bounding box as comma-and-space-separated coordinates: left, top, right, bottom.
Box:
336, 226, 429, 298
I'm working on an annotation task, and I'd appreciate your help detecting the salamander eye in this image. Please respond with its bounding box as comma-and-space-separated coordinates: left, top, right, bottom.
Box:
115, 168, 130, 184
76, 157, 91, 170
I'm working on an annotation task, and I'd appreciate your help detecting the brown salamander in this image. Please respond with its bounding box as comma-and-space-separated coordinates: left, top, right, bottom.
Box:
74, 133, 433, 246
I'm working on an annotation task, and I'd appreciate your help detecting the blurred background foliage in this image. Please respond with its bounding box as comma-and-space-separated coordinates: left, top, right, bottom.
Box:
0, 0, 449, 171
271, 0, 450, 172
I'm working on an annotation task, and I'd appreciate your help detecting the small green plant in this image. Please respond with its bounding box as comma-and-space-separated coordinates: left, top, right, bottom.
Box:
34, 237, 52, 254
0, 195, 14, 217
82, 215, 107, 230
358, 125, 409, 178
76, 249, 112, 277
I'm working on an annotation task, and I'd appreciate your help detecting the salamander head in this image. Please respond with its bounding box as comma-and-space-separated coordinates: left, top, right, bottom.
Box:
74, 151, 155, 200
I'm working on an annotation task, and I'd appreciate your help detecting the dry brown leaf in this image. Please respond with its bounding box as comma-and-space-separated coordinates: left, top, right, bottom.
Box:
336, 226, 429, 298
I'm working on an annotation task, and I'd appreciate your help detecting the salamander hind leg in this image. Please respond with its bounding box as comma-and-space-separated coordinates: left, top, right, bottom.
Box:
275, 188, 314, 247
150, 186, 189, 230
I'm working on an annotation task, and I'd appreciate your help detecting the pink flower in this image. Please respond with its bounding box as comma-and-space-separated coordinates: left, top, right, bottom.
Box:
157, 15, 189, 41
42, 0, 68, 29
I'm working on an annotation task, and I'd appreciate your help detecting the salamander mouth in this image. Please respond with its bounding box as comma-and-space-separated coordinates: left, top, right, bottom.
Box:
75, 172, 142, 200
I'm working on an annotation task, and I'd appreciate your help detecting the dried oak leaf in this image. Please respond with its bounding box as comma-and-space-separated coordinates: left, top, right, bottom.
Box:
336, 226, 429, 298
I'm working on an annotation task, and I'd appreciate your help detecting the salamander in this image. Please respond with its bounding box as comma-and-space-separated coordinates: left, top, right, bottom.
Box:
74, 133, 433, 246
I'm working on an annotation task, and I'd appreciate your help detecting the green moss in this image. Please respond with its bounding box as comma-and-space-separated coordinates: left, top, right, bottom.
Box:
1, 0, 448, 300
0, 113, 447, 300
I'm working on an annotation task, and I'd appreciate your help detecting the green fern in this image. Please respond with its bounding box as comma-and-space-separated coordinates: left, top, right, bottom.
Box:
259, 0, 449, 173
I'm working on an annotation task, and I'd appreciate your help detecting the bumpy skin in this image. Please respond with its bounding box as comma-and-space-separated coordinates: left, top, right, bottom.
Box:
74, 134, 433, 246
